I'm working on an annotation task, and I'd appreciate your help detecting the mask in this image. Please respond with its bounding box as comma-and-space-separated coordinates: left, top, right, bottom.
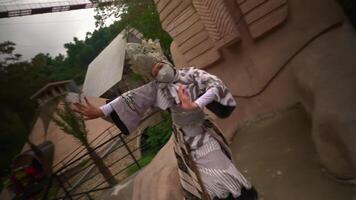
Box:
155, 64, 175, 83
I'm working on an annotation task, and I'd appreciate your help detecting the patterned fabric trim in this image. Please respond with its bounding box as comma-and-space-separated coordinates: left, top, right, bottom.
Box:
159, 67, 236, 118
121, 91, 140, 114
173, 125, 208, 200
193, 137, 221, 159
203, 120, 232, 160
172, 120, 242, 200
198, 163, 251, 198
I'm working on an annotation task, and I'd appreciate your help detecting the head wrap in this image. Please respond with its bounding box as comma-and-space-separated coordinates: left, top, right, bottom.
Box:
125, 39, 173, 82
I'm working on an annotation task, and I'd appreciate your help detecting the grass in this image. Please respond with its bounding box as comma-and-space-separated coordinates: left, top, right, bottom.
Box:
127, 73, 144, 84
125, 112, 172, 177
126, 153, 156, 176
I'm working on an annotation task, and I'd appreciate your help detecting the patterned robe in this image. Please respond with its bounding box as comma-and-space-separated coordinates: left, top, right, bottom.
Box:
105, 67, 251, 199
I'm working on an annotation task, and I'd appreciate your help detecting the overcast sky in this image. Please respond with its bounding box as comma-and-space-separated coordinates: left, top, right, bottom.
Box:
0, 0, 116, 61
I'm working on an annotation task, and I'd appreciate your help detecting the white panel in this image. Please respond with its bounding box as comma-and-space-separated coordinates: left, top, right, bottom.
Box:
82, 32, 127, 97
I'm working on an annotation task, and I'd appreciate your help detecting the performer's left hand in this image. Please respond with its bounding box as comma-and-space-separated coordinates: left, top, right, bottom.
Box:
178, 86, 198, 110
73, 97, 104, 120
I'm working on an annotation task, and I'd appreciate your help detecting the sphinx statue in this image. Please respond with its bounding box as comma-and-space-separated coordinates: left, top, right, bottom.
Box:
131, 0, 356, 199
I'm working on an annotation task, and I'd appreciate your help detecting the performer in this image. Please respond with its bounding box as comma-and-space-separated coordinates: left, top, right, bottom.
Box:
74, 61, 257, 200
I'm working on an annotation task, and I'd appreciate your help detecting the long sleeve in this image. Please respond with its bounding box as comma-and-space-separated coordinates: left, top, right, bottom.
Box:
100, 103, 114, 117
186, 67, 236, 118
194, 87, 218, 109
101, 82, 158, 134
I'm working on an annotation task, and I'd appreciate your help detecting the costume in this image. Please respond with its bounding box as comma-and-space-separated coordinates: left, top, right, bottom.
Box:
100, 67, 254, 199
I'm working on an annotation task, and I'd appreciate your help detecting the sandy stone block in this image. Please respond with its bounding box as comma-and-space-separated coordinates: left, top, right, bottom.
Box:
240, 0, 267, 14
162, 1, 192, 30
184, 39, 214, 61
170, 14, 200, 38
178, 30, 210, 53
159, 0, 182, 22
162, 6, 196, 31
244, 0, 286, 25
213, 31, 241, 50
174, 20, 205, 45
156, 0, 171, 13
249, 5, 288, 39
170, 41, 189, 68
189, 49, 221, 68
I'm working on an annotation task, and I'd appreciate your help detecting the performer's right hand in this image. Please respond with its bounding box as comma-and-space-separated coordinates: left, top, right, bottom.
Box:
178, 86, 199, 110
73, 97, 104, 120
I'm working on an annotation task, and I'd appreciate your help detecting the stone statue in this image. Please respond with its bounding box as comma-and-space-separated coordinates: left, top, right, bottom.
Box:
132, 0, 356, 199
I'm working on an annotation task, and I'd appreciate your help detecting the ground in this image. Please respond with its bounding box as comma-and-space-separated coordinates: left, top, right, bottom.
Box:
231, 105, 354, 200
100, 105, 355, 200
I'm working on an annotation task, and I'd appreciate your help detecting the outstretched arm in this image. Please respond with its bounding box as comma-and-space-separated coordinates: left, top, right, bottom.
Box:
75, 81, 158, 134
73, 97, 104, 120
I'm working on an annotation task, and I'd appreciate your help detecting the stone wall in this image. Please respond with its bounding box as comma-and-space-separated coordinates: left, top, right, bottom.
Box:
156, 0, 356, 179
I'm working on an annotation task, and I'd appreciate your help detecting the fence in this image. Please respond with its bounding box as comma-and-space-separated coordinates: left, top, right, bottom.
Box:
39, 125, 147, 200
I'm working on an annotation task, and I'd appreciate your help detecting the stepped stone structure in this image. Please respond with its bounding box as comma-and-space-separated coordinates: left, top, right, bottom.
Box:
131, 0, 356, 199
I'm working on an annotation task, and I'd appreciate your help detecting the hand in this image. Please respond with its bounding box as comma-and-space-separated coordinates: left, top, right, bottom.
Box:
72, 97, 104, 120
178, 86, 198, 110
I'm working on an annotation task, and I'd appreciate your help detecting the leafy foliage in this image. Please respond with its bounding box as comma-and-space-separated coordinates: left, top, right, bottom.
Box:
12, 0, 175, 175
127, 112, 172, 176
0, 41, 21, 65
93, 0, 172, 56
127, 72, 144, 84
0, 44, 46, 177
52, 101, 88, 145
51, 101, 117, 186
32, 20, 127, 84
126, 153, 155, 176
142, 112, 172, 155
0, 0, 173, 181
0, 111, 28, 178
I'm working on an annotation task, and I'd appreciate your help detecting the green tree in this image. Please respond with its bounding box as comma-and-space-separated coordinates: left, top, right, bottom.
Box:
93, 0, 172, 56
0, 42, 47, 177
0, 6, 172, 176
143, 112, 172, 154
0, 41, 21, 67
52, 101, 117, 186
0, 111, 27, 177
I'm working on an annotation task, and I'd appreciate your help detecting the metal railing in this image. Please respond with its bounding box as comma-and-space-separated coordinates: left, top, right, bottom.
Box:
40, 127, 147, 200
52, 125, 118, 171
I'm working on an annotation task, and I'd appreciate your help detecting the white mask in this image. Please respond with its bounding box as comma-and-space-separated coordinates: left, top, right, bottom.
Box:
155, 64, 175, 83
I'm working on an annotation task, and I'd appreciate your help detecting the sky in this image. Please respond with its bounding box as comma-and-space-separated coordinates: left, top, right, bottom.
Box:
0, 0, 116, 61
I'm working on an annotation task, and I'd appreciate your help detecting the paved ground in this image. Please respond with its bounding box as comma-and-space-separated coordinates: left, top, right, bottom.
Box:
97, 106, 355, 200
230, 106, 355, 200
99, 171, 137, 200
